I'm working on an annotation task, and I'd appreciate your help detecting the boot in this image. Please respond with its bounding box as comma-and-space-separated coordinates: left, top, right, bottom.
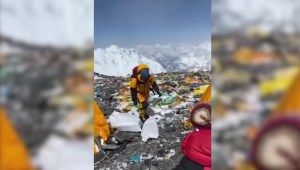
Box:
139, 109, 149, 123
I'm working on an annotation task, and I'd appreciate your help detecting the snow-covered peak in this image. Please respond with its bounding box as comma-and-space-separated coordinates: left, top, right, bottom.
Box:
135, 43, 211, 72
94, 45, 166, 77
106, 45, 121, 51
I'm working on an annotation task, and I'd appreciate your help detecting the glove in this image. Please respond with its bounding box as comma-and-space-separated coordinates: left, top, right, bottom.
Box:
133, 101, 137, 106
158, 92, 162, 97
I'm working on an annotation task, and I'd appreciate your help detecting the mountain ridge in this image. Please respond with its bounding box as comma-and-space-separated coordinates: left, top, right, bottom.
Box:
94, 45, 166, 77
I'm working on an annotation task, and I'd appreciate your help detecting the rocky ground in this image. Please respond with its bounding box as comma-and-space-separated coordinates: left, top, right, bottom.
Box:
94, 71, 211, 170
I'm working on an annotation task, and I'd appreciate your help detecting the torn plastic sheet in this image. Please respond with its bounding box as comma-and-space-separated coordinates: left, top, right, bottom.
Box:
109, 112, 142, 132
141, 117, 159, 142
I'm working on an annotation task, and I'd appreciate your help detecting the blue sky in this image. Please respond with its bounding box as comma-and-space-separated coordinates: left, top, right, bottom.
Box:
95, 0, 211, 48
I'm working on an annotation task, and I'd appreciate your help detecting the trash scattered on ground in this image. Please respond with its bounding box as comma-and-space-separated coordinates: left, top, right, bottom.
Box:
130, 155, 141, 163
94, 71, 211, 169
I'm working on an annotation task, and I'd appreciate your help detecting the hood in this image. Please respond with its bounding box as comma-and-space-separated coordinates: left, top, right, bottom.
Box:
190, 102, 211, 130
137, 64, 149, 73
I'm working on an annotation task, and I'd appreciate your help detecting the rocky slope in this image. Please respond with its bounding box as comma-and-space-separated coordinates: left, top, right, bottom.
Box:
94, 71, 211, 170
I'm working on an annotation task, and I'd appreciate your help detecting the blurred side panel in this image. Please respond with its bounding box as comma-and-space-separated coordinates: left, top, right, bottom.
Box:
0, 0, 94, 169
212, 0, 300, 169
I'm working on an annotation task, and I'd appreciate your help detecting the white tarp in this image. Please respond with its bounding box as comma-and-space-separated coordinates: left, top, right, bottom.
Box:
109, 111, 142, 132
141, 117, 159, 142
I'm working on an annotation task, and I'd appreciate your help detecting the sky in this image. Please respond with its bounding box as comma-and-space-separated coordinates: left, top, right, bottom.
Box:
95, 0, 211, 48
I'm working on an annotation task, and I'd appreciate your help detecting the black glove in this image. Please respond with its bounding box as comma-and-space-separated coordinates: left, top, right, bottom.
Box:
158, 92, 162, 97
130, 88, 138, 105
152, 82, 162, 97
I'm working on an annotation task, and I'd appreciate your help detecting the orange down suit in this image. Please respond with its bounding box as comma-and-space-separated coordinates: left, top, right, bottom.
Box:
130, 64, 157, 120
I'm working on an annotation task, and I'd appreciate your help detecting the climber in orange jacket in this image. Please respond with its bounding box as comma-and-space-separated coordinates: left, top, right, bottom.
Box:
130, 64, 161, 122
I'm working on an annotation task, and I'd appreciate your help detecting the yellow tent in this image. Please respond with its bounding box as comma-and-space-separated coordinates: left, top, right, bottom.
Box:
272, 71, 300, 116
0, 107, 34, 170
199, 84, 211, 103
94, 101, 110, 153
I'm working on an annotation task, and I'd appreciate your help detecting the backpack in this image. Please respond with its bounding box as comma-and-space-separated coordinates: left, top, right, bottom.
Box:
131, 66, 139, 79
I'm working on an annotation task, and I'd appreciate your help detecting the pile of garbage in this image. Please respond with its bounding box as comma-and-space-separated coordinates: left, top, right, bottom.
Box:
1, 42, 94, 169
94, 71, 211, 170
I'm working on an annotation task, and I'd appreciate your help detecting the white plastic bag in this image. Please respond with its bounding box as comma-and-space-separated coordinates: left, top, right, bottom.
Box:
141, 117, 159, 142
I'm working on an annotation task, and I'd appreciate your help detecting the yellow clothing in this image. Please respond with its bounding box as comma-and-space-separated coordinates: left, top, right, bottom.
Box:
130, 64, 156, 120
130, 64, 156, 102
130, 74, 155, 94
0, 107, 34, 170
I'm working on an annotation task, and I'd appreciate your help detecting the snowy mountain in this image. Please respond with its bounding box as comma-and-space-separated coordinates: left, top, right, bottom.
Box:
1, 0, 93, 47
136, 43, 211, 72
94, 45, 166, 77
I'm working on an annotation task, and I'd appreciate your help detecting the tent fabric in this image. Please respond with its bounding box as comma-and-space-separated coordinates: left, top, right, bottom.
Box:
272, 71, 300, 116
94, 101, 110, 141
199, 84, 211, 103
0, 107, 34, 170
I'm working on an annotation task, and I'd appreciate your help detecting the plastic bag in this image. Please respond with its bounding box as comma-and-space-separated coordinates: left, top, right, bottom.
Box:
141, 117, 159, 142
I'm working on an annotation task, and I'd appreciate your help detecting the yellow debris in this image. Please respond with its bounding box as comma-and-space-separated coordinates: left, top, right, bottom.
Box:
184, 77, 200, 84
193, 85, 210, 96
259, 67, 299, 97
182, 120, 193, 130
